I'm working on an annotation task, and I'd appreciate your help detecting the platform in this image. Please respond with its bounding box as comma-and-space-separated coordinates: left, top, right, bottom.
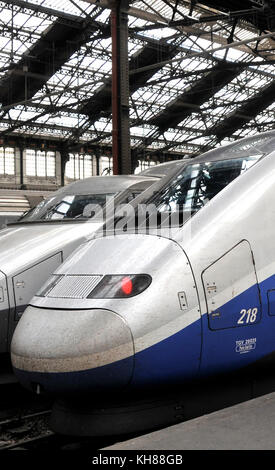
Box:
104, 391, 275, 450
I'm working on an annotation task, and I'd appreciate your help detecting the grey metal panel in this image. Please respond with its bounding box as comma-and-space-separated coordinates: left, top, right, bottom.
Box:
54, 175, 159, 196
0, 271, 9, 353
202, 240, 261, 330
31, 234, 201, 361
12, 306, 134, 374
47, 275, 102, 299
192, 130, 275, 164
13, 252, 63, 316
139, 160, 188, 177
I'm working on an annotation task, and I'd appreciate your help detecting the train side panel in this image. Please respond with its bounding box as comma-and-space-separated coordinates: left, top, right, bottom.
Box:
178, 149, 275, 377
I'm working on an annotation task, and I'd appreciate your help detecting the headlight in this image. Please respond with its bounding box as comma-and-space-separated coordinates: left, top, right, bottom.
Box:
87, 274, 152, 299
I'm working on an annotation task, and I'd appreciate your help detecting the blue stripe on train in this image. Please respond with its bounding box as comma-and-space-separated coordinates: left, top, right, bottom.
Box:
131, 318, 202, 387
131, 270, 275, 384
13, 354, 134, 394
199, 271, 275, 377
13, 320, 202, 393
13, 271, 275, 393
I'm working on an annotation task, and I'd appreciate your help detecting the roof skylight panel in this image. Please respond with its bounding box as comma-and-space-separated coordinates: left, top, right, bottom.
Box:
186, 135, 210, 146
12, 11, 46, 32
28, 0, 95, 17
128, 40, 141, 56
128, 14, 149, 29
44, 114, 83, 128
251, 63, 275, 77
138, 26, 179, 40
93, 8, 110, 24
93, 119, 112, 132
130, 125, 153, 137
163, 129, 186, 141
9, 108, 38, 121
1, 37, 32, 59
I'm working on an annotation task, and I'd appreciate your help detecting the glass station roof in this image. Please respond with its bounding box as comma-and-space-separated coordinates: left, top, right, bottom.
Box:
0, 0, 274, 158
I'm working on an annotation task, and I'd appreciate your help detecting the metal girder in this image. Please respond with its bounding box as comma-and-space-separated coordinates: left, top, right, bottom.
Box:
85, 0, 275, 58
0, 114, 204, 153
85, 0, 169, 24
195, 0, 275, 31
149, 62, 245, 131
0, 17, 105, 107
204, 79, 275, 140
0, 0, 274, 159
1, 0, 105, 25
130, 8, 258, 31
79, 37, 181, 121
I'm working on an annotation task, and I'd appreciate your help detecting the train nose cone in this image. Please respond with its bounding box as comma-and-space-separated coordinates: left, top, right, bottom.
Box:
11, 306, 134, 394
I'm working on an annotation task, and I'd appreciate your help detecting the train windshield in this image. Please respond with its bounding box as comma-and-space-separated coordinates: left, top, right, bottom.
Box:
18, 192, 116, 222
152, 155, 260, 219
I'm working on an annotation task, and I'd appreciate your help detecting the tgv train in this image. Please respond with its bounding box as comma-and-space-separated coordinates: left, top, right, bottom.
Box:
11, 130, 275, 399
0, 174, 163, 355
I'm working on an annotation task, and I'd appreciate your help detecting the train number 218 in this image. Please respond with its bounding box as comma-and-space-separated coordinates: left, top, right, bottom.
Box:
237, 308, 258, 325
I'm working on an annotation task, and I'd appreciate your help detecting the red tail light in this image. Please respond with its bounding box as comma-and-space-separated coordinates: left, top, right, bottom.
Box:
121, 277, 133, 295
87, 274, 152, 299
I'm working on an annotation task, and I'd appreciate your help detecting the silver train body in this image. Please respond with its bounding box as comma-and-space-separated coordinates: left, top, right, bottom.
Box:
11, 130, 275, 394
0, 174, 162, 354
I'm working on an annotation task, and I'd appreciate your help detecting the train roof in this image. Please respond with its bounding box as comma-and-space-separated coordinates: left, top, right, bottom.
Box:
193, 130, 275, 164
128, 130, 275, 209
140, 130, 275, 179
52, 174, 158, 196
139, 160, 189, 177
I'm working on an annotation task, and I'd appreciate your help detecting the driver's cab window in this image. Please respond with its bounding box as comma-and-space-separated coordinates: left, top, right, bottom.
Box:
43, 194, 115, 220
155, 155, 260, 215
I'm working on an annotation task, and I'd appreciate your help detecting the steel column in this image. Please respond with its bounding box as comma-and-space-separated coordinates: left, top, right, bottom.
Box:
111, 0, 131, 174
19, 145, 24, 188
60, 149, 69, 187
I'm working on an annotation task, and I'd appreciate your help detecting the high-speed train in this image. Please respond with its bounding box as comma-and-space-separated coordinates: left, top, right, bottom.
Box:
11, 130, 275, 399
0, 174, 164, 356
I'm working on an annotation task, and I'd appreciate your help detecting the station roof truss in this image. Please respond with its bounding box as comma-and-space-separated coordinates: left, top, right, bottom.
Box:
0, 0, 274, 159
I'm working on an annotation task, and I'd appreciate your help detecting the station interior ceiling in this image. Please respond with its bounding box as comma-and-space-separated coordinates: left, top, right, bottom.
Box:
0, 0, 275, 166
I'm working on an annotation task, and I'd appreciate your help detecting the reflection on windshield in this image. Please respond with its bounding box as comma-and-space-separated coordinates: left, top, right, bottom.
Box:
19, 193, 115, 222
153, 155, 260, 216
43, 194, 114, 220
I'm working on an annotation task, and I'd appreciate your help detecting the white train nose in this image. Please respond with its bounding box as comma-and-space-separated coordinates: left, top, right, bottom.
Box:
11, 306, 134, 393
